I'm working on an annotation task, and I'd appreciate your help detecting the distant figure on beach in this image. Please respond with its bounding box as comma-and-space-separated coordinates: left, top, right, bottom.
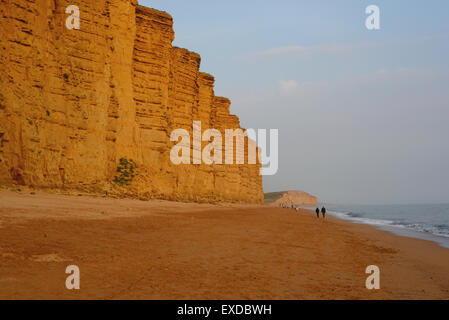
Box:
321, 206, 326, 219
315, 208, 320, 218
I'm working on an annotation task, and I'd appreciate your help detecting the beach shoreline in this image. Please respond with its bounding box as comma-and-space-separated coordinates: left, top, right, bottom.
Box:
0, 189, 448, 299
323, 211, 449, 250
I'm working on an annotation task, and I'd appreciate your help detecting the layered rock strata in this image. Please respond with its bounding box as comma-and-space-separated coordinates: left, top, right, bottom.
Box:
0, 0, 263, 203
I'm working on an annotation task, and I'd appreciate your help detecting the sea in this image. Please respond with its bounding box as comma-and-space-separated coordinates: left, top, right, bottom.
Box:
314, 203, 449, 249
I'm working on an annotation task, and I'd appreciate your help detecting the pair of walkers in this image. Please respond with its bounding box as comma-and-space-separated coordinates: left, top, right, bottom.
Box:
316, 207, 326, 219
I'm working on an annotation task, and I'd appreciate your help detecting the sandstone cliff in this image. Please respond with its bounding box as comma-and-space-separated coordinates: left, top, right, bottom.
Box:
265, 191, 318, 207
0, 0, 263, 203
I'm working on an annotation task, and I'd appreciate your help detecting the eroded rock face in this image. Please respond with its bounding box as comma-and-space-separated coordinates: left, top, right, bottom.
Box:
271, 191, 318, 208
0, 0, 263, 203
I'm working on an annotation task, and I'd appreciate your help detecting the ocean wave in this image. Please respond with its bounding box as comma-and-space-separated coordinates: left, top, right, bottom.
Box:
328, 210, 449, 239
346, 212, 364, 218
402, 223, 449, 238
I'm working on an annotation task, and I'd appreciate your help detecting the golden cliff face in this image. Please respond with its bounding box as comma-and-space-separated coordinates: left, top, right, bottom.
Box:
0, 0, 263, 203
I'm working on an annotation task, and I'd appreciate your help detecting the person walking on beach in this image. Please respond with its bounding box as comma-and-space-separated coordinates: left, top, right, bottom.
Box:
316, 207, 320, 218
321, 206, 326, 219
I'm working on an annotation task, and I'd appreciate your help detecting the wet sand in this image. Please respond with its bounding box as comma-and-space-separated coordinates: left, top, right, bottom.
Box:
0, 189, 448, 299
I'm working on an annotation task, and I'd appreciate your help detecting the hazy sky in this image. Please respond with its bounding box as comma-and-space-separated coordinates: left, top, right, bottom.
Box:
141, 0, 449, 205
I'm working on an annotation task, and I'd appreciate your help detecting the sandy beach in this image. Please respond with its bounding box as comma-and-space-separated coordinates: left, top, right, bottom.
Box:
0, 189, 448, 300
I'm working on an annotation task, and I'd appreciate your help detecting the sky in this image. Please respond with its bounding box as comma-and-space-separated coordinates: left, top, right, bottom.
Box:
141, 0, 449, 205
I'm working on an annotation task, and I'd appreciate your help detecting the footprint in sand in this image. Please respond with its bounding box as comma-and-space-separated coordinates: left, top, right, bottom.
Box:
0, 277, 19, 283
30, 253, 68, 262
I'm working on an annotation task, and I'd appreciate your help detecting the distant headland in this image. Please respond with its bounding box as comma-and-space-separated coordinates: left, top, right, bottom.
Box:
265, 190, 318, 207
